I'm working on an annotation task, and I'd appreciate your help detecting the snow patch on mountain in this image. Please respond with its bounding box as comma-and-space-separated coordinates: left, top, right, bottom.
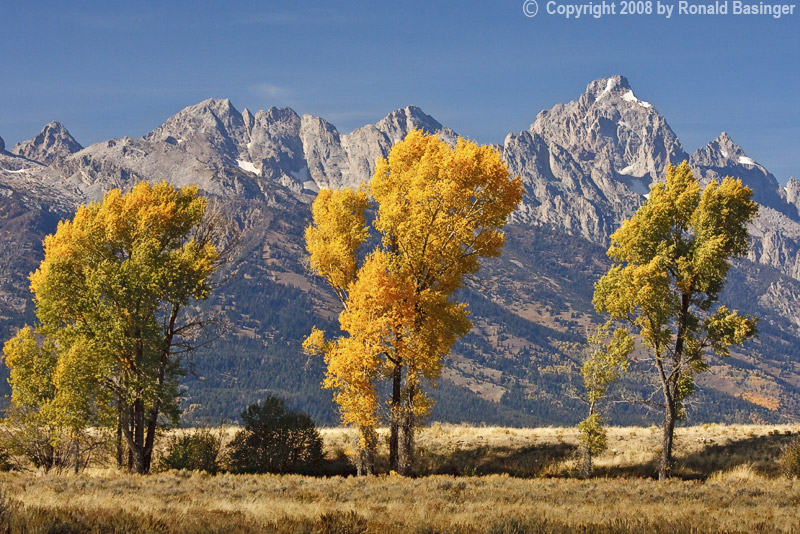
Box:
622, 90, 652, 108
601, 78, 615, 96
237, 160, 260, 174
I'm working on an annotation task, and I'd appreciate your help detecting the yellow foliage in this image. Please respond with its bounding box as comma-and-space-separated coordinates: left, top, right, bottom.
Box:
304, 187, 370, 304
304, 130, 523, 460
3, 181, 220, 472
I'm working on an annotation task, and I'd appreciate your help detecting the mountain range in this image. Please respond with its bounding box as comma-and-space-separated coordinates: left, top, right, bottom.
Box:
1, 75, 799, 426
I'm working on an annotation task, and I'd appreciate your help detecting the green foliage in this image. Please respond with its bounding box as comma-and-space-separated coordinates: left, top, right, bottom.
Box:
582, 326, 633, 404
576, 326, 632, 476
2, 181, 222, 473
779, 437, 800, 479
577, 413, 607, 455
594, 164, 759, 402
226, 395, 323, 474
593, 162, 759, 478
157, 428, 222, 474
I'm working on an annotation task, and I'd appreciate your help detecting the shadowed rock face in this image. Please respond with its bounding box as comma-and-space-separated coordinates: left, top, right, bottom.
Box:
11, 121, 83, 165
0, 135, 5, 152
786, 177, 800, 208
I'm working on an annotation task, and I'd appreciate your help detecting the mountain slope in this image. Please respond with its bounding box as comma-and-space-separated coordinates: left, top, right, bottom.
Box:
1, 76, 798, 427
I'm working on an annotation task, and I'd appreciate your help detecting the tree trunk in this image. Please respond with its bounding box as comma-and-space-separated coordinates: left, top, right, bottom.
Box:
119, 398, 146, 474
581, 446, 593, 479
42, 441, 55, 473
658, 291, 689, 481
142, 307, 178, 474
399, 384, 416, 476
356, 426, 376, 476
133, 398, 146, 473
142, 388, 164, 473
74, 439, 80, 474
116, 413, 123, 469
389, 361, 402, 472
659, 398, 677, 480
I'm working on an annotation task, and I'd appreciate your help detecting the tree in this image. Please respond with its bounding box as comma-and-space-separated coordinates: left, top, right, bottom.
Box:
577, 326, 633, 478
2, 326, 62, 471
2, 181, 221, 474
303, 129, 523, 474
1, 321, 106, 473
226, 395, 323, 474
593, 162, 758, 479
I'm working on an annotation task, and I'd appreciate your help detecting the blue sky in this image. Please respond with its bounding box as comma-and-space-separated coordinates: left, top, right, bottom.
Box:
1, 1, 797, 181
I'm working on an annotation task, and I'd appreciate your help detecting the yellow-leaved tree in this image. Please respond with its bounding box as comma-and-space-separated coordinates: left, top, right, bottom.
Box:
593, 162, 758, 480
2, 181, 222, 474
303, 129, 523, 475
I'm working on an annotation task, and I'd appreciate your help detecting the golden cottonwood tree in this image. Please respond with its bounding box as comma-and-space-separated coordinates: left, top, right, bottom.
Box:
304, 130, 523, 474
593, 162, 758, 480
2, 182, 220, 474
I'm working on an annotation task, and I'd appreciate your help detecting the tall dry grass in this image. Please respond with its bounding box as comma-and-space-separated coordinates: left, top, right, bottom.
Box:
1, 424, 799, 533
322, 423, 800, 478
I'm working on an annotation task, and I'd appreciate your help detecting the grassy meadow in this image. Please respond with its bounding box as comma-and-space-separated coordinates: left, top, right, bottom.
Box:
2, 423, 800, 533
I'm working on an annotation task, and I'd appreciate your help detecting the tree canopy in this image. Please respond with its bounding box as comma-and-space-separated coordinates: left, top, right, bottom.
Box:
592, 162, 758, 479
304, 129, 523, 474
2, 181, 221, 473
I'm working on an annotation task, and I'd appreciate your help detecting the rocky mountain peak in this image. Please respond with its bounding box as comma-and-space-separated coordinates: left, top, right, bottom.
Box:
690, 132, 791, 217
582, 75, 632, 105
372, 105, 455, 147
145, 98, 246, 141
0, 135, 5, 152
143, 97, 248, 168
581, 74, 657, 115
378, 105, 442, 133
260, 106, 301, 124
10, 121, 83, 165
531, 75, 687, 185
691, 132, 751, 168
242, 108, 255, 132
565, 75, 656, 115
197, 97, 238, 117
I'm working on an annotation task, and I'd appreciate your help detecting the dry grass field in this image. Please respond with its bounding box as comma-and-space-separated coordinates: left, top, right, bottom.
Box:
2, 424, 800, 533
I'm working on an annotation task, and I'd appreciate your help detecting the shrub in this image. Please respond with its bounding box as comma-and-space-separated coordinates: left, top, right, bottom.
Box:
226, 395, 323, 474
0, 445, 13, 472
0, 408, 83, 473
779, 436, 800, 478
158, 428, 222, 474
